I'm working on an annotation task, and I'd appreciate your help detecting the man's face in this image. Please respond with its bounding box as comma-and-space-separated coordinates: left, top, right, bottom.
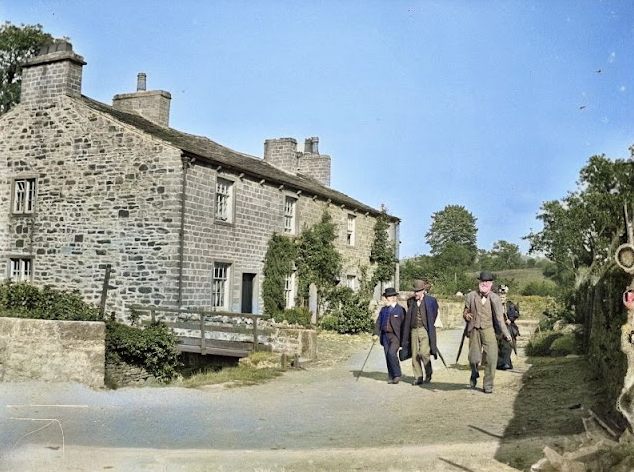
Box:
499, 294, 507, 304
479, 280, 493, 295
414, 289, 424, 301
385, 294, 397, 305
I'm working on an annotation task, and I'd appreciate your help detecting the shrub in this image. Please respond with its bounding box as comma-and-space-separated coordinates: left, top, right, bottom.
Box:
320, 286, 374, 334
525, 331, 563, 356
279, 307, 312, 327
520, 280, 558, 297
105, 320, 182, 382
549, 333, 578, 356
0, 280, 100, 321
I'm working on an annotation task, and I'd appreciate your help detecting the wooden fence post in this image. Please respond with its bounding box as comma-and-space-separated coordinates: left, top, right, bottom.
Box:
200, 313, 206, 353
98, 264, 112, 318
252, 316, 258, 352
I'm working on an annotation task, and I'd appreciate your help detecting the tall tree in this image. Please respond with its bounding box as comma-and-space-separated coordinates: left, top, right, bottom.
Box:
526, 153, 634, 287
426, 205, 478, 264
0, 22, 55, 114
490, 240, 523, 269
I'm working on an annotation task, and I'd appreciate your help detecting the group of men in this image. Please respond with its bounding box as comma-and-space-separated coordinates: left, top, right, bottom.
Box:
373, 271, 519, 393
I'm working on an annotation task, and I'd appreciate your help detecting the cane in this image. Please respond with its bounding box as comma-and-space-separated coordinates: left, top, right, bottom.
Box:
356, 338, 377, 381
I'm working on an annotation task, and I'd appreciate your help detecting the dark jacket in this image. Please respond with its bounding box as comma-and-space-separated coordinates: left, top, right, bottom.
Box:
374, 303, 406, 346
403, 295, 439, 356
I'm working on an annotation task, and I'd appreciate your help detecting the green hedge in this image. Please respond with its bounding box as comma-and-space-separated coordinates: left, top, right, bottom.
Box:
0, 280, 101, 321
575, 267, 630, 416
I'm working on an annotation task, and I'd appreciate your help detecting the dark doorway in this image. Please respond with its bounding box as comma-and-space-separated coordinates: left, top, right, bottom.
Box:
241, 273, 256, 313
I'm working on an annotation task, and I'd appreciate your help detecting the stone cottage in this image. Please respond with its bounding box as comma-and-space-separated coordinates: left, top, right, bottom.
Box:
0, 41, 400, 319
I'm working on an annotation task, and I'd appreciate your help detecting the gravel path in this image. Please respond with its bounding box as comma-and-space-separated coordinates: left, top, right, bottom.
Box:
0, 328, 529, 471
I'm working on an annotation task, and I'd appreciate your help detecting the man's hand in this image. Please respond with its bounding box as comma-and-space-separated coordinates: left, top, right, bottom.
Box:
463, 312, 473, 321
372, 334, 379, 342
505, 335, 512, 342
506, 319, 511, 325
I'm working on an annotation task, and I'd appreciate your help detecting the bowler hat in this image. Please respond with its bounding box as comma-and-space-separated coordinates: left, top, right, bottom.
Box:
383, 287, 398, 297
477, 271, 495, 281
413, 280, 427, 292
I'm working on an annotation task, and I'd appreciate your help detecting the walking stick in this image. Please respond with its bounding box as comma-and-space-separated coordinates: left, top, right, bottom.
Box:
436, 348, 449, 369
455, 322, 468, 364
356, 338, 377, 381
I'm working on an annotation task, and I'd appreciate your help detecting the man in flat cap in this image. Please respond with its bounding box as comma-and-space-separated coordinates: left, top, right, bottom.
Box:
403, 279, 439, 385
463, 271, 512, 393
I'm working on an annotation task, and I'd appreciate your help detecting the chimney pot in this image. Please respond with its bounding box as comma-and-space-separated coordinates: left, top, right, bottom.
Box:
137, 73, 147, 92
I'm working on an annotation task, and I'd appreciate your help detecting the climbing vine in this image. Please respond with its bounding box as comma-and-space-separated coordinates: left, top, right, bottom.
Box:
370, 207, 396, 291
295, 210, 342, 310
262, 233, 297, 319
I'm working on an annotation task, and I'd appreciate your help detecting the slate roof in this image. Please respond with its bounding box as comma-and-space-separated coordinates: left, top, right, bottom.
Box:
80, 96, 398, 221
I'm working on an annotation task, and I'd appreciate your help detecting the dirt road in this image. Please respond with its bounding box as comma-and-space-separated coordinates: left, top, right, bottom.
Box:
0, 328, 540, 471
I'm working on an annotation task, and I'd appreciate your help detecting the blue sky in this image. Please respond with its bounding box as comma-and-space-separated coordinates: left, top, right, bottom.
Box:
2, 0, 634, 259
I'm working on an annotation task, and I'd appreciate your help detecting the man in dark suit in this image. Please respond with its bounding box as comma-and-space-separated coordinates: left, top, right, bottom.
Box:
403, 279, 439, 385
373, 287, 406, 384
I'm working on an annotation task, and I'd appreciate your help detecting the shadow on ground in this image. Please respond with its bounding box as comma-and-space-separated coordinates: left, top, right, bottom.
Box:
495, 356, 610, 471
350, 370, 470, 391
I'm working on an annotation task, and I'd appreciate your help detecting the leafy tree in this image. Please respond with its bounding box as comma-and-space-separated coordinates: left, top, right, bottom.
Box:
369, 208, 396, 291
295, 210, 342, 311
525, 153, 634, 288
478, 240, 523, 271
426, 205, 477, 264
0, 22, 55, 114
399, 255, 436, 289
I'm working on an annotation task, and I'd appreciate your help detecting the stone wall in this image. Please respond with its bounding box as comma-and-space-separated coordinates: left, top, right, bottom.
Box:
0, 95, 184, 317
181, 161, 394, 313
0, 317, 105, 388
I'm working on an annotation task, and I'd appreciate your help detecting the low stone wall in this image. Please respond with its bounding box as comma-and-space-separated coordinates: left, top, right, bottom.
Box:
105, 361, 153, 388
268, 328, 317, 360
373, 295, 465, 330
0, 317, 105, 389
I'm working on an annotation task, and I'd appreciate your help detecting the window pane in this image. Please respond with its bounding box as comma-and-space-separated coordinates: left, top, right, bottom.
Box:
215, 179, 232, 221
284, 197, 296, 234
13, 179, 36, 214
212, 263, 230, 308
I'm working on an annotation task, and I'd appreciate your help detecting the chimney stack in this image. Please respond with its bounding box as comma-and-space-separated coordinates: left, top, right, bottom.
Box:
112, 73, 171, 127
20, 41, 86, 105
136, 72, 147, 91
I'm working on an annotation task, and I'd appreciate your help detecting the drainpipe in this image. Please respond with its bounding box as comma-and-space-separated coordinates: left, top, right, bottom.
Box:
178, 154, 193, 307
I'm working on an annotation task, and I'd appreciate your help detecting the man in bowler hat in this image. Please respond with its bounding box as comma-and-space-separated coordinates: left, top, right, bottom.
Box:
463, 271, 512, 393
403, 279, 439, 384
373, 287, 406, 384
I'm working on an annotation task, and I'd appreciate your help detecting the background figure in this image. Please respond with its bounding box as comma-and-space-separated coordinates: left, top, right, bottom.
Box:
463, 271, 512, 394
496, 284, 520, 370
373, 287, 406, 384
404, 279, 439, 385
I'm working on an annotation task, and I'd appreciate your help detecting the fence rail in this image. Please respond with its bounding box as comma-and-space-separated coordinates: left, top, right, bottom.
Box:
130, 305, 266, 358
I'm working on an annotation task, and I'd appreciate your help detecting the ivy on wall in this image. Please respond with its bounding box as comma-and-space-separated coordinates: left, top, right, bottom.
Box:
295, 210, 342, 310
262, 233, 296, 319
370, 208, 396, 291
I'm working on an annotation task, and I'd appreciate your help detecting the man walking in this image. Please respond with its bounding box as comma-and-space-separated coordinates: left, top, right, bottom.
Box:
404, 280, 439, 385
463, 271, 512, 393
373, 287, 406, 384
496, 284, 520, 370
